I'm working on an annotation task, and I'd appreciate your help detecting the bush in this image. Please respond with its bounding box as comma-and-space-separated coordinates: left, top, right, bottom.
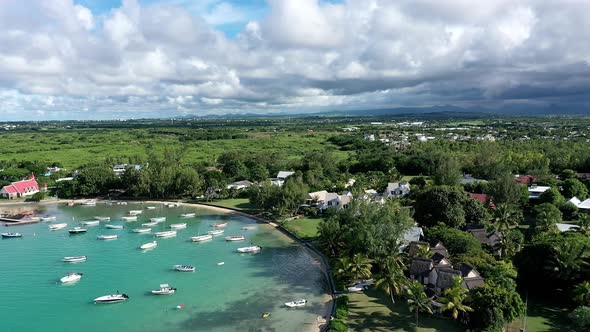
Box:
570, 306, 590, 327
335, 295, 349, 319
26, 191, 46, 202
329, 319, 348, 332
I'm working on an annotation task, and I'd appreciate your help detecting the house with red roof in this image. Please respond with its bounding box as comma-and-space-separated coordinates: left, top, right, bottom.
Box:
469, 193, 496, 208
0, 175, 40, 199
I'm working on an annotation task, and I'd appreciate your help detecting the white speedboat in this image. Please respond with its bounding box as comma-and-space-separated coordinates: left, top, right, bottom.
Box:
1, 232, 22, 238
217, 262, 225, 266
40, 216, 56, 222
105, 224, 123, 229
142, 221, 158, 227
128, 210, 143, 215
121, 216, 137, 222
81, 200, 96, 206
225, 235, 245, 242
140, 241, 157, 250
146, 206, 156, 210
180, 213, 196, 218
60, 272, 83, 283
242, 226, 257, 231
151, 283, 176, 295
173, 265, 195, 272
208, 229, 224, 236
68, 227, 87, 234
94, 216, 111, 221
190, 235, 213, 242
237, 246, 261, 253
97, 234, 118, 240
150, 217, 166, 223
132, 228, 151, 233
117, 202, 128, 205
211, 222, 228, 228
167, 204, 176, 208
49, 223, 68, 230
62, 256, 87, 263
94, 293, 129, 304
285, 299, 307, 308
169, 223, 186, 229
80, 220, 99, 226
154, 231, 177, 238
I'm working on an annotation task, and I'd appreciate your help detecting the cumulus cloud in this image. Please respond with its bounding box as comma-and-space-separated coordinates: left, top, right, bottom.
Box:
0, 0, 589, 120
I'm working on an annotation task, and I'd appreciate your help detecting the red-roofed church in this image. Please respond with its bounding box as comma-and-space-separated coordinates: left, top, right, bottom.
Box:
0, 174, 40, 199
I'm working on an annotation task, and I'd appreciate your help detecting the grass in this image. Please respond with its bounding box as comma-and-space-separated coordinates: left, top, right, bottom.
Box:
282, 216, 323, 240
507, 296, 574, 332
347, 289, 463, 332
205, 198, 260, 214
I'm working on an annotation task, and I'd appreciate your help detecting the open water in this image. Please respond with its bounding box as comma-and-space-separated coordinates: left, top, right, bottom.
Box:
0, 202, 329, 332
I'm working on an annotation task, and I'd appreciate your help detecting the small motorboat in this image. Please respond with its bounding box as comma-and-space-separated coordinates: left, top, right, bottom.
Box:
190, 235, 212, 242
80, 220, 99, 226
208, 229, 224, 236
211, 222, 228, 228
150, 217, 166, 223
180, 213, 196, 218
217, 262, 225, 266
142, 221, 158, 227
49, 223, 68, 230
146, 206, 156, 210
105, 224, 123, 229
63, 256, 87, 263
225, 235, 245, 242
154, 230, 177, 238
285, 299, 307, 308
151, 283, 176, 295
1, 232, 22, 238
167, 204, 176, 208
261, 312, 271, 318
140, 241, 157, 250
68, 227, 87, 234
128, 210, 143, 215
97, 234, 118, 240
132, 228, 151, 233
94, 293, 129, 304
60, 272, 83, 283
41, 216, 57, 222
242, 226, 257, 231
121, 216, 137, 222
94, 216, 111, 221
237, 246, 261, 253
173, 265, 195, 272
81, 200, 96, 206
169, 223, 186, 229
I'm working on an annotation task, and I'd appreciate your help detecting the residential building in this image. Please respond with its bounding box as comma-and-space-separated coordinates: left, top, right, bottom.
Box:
386, 181, 411, 198
226, 180, 253, 190
270, 171, 294, 186
113, 164, 142, 176
528, 185, 550, 199
0, 176, 40, 199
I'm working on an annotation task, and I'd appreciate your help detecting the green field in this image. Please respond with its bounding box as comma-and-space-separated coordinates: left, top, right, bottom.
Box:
205, 198, 260, 215
282, 216, 323, 240
507, 296, 574, 332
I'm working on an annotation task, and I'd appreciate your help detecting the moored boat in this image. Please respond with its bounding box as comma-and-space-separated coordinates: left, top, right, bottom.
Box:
208, 229, 224, 236
128, 210, 143, 215
132, 228, 151, 233
190, 234, 213, 242
40, 216, 56, 222
97, 234, 118, 240
154, 230, 177, 238
169, 223, 186, 229
1, 232, 22, 238
150, 217, 166, 223
62, 256, 87, 263
140, 241, 157, 250
211, 222, 228, 228
105, 224, 123, 229
68, 227, 87, 234
180, 213, 196, 218
284, 299, 307, 308
146, 206, 156, 210
94, 216, 110, 221
242, 226, 257, 230
225, 235, 245, 242
121, 216, 137, 222
80, 220, 99, 226
173, 265, 195, 272
237, 246, 261, 253
94, 293, 129, 304
60, 272, 83, 283
151, 283, 176, 295
49, 223, 68, 230
81, 200, 96, 206
141, 221, 158, 227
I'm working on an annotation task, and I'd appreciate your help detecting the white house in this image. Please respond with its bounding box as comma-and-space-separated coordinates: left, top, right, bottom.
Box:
0, 177, 40, 199
270, 171, 295, 186
528, 185, 550, 199
386, 181, 411, 198
226, 180, 253, 190
113, 164, 142, 176
556, 223, 581, 232
307, 190, 351, 211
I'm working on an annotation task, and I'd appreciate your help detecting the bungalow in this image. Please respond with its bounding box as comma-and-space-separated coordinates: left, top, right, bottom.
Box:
269, 171, 294, 186
307, 190, 351, 211
359, 189, 386, 204
458, 264, 485, 290
386, 181, 411, 198
0, 176, 40, 199
113, 164, 142, 176
469, 193, 495, 208
467, 227, 502, 248
226, 180, 253, 190
528, 185, 550, 199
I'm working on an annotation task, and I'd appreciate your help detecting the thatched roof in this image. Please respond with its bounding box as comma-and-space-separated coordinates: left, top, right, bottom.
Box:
409, 258, 433, 276
435, 268, 462, 290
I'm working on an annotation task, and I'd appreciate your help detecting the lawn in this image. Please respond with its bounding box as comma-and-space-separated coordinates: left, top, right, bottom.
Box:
282, 216, 323, 240
205, 198, 260, 214
507, 296, 574, 332
347, 289, 463, 332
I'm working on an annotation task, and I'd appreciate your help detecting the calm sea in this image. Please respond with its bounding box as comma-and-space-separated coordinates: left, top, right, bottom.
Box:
0, 202, 329, 332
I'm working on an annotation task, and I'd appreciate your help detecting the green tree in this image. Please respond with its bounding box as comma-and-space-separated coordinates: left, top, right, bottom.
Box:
570, 306, 590, 328
27, 191, 47, 202
375, 254, 408, 304
425, 225, 483, 257
573, 281, 590, 306
222, 160, 248, 180
249, 164, 269, 182
439, 276, 473, 320
334, 254, 372, 283
562, 178, 588, 199
539, 187, 565, 205
487, 173, 528, 206
464, 198, 491, 225
318, 217, 343, 257
578, 214, 590, 236
406, 280, 433, 327
532, 203, 562, 233
432, 155, 462, 186
468, 282, 525, 330
414, 186, 467, 228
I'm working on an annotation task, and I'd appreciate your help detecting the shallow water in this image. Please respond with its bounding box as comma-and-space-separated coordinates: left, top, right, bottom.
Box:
0, 202, 329, 332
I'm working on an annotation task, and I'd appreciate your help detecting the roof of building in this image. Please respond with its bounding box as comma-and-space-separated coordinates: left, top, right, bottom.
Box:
516, 175, 536, 185
409, 258, 433, 276
528, 185, 551, 193
277, 171, 294, 179
556, 223, 581, 232
408, 241, 430, 258
432, 252, 450, 267
308, 190, 329, 202
2, 178, 39, 194
467, 228, 502, 247
229, 180, 253, 186
435, 268, 462, 289
568, 197, 582, 206
469, 193, 496, 208
577, 198, 590, 210
458, 264, 485, 290
430, 241, 450, 258
339, 195, 352, 206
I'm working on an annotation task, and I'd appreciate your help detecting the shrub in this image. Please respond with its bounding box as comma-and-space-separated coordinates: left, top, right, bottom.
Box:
335, 295, 349, 319
329, 319, 348, 332
570, 306, 590, 327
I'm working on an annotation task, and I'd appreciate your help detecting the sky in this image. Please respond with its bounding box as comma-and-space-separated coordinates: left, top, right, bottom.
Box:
0, 0, 589, 120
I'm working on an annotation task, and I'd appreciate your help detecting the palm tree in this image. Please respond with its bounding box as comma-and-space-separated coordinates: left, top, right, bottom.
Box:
415, 244, 432, 258
578, 214, 590, 236
438, 276, 473, 320
492, 203, 519, 258
375, 256, 408, 304
573, 281, 590, 306
545, 242, 590, 282
334, 254, 372, 283
406, 280, 433, 327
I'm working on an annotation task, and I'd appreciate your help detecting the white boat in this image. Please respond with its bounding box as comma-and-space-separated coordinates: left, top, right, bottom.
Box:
40, 216, 56, 222
151, 283, 176, 295
142, 221, 158, 227
211, 222, 228, 228
68, 227, 87, 234
121, 216, 137, 222
173, 265, 195, 272
128, 210, 143, 215
150, 217, 166, 223
190, 235, 213, 242
30, 217, 41, 222
146, 206, 156, 210
242, 226, 257, 231
97, 234, 118, 240
132, 228, 151, 233
1, 232, 22, 238
81, 200, 96, 206
62, 256, 87, 263
117, 202, 128, 205
94, 293, 129, 304
49, 223, 68, 230
94, 216, 111, 221
140, 241, 157, 250
237, 246, 261, 253
285, 299, 307, 308
217, 262, 225, 266
208, 229, 224, 236
81, 220, 99, 226
105, 224, 123, 229
154, 231, 177, 238
169, 223, 186, 229
167, 204, 176, 208
180, 213, 196, 218
225, 235, 245, 241
60, 272, 82, 283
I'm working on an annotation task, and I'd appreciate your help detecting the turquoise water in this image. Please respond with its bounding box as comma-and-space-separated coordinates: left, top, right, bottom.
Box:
0, 202, 329, 332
